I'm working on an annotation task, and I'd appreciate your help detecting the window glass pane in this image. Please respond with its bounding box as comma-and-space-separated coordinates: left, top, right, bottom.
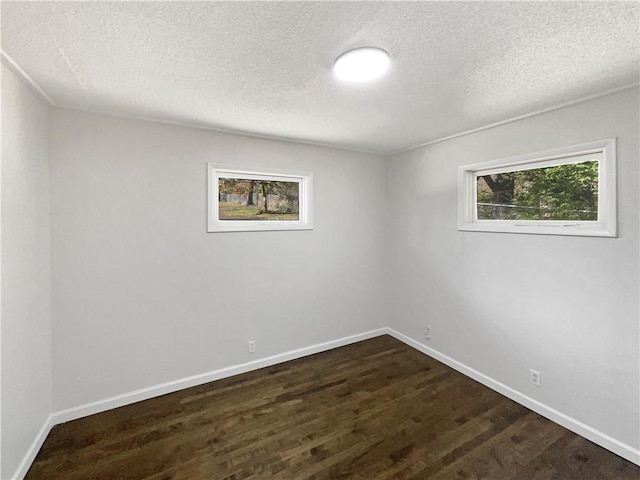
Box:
476, 160, 599, 221
218, 177, 300, 221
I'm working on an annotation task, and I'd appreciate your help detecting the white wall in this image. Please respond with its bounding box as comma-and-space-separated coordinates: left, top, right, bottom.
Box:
1, 64, 53, 479
386, 87, 640, 450
49, 109, 388, 411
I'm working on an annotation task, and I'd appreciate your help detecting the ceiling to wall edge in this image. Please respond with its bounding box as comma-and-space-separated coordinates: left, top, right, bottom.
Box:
1, 50, 54, 105
2, 49, 639, 157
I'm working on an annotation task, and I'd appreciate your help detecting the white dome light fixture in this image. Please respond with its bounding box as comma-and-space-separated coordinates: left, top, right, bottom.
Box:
333, 47, 390, 83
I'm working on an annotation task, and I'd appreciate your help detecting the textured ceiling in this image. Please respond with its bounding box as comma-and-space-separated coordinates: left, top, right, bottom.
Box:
2, 1, 638, 154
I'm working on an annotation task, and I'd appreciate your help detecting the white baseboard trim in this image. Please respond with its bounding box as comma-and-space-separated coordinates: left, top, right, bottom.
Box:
51, 328, 387, 426
385, 327, 640, 466
11, 326, 639, 479
9, 414, 55, 480
12, 328, 387, 479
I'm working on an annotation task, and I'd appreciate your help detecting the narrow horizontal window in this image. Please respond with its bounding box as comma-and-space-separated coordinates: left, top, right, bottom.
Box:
476, 156, 599, 221
219, 177, 300, 221
208, 165, 313, 233
458, 139, 616, 237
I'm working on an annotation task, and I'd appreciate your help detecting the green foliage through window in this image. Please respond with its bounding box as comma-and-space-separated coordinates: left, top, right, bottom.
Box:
476, 160, 598, 221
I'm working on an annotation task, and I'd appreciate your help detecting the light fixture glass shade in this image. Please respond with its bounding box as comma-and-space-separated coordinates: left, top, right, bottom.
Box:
333, 47, 390, 83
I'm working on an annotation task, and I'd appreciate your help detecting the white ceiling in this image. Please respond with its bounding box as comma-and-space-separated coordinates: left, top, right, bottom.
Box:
2, 1, 638, 154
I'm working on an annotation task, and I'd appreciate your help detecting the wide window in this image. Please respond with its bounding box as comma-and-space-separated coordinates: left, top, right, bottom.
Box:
458, 139, 616, 237
208, 164, 313, 232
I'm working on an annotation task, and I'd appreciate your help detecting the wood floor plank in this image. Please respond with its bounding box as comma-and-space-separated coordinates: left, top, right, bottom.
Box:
24, 336, 639, 480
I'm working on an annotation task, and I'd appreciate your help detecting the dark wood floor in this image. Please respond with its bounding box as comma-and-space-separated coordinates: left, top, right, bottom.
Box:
26, 335, 639, 480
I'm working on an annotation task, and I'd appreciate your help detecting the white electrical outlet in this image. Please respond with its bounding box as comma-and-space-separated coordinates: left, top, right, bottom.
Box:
248, 340, 256, 354
530, 369, 541, 387
424, 326, 431, 340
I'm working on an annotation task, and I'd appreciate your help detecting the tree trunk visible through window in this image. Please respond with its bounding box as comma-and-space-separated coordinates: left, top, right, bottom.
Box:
482, 174, 514, 204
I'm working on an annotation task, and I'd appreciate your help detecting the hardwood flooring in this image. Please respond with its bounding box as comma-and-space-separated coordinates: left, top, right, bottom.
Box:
25, 336, 639, 479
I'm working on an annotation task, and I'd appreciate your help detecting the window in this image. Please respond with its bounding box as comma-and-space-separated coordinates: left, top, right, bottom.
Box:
458, 139, 616, 237
208, 164, 313, 232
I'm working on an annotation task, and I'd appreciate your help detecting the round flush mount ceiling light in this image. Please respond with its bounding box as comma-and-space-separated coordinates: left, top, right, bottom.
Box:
333, 47, 390, 83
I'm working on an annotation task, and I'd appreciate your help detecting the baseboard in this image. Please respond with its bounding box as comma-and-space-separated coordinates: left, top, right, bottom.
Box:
9, 415, 54, 480
10, 328, 387, 479
51, 328, 387, 426
385, 327, 640, 466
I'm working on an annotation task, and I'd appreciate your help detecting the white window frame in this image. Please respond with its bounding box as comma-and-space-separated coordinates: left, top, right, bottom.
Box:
208, 164, 313, 233
458, 138, 616, 237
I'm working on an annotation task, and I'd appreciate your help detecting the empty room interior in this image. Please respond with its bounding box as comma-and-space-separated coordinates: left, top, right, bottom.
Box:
2, 1, 640, 479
